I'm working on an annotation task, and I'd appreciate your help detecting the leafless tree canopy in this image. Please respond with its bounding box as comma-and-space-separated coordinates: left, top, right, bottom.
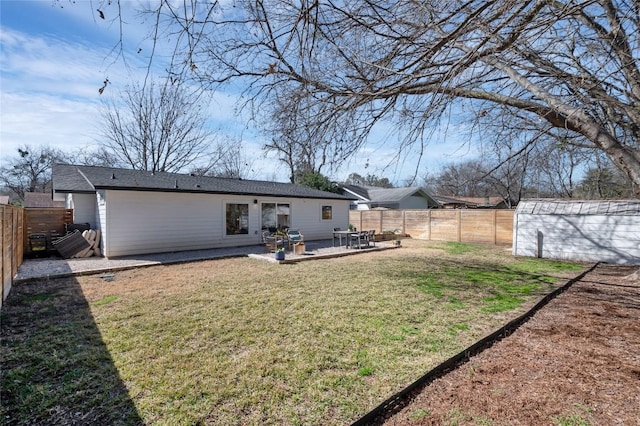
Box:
99, 80, 217, 173
189, 136, 257, 179
0, 145, 67, 200
97, 0, 640, 188
262, 88, 364, 182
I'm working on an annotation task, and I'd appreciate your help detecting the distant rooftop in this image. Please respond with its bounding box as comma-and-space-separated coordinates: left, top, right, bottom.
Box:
24, 192, 65, 208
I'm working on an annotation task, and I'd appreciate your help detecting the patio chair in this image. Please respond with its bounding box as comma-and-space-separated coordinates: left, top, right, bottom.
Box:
262, 230, 278, 252
262, 231, 286, 253
350, 231, 369, 249
285, 229, 303, 253
286, 229, 304, 249
367, 230, 376, 247
332, 227, 342, 246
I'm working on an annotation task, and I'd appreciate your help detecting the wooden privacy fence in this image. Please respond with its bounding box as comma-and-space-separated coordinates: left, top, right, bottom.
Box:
349, 209, 514, 245
1, 205, 24, 309
1, 207, 74, 308
23, 208, 74, 255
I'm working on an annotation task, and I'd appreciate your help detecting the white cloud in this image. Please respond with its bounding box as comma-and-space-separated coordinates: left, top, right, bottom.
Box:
0, 4, 481, 183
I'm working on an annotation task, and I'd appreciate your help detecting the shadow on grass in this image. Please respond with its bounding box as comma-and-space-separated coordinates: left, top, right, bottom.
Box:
1, 276, 142, 425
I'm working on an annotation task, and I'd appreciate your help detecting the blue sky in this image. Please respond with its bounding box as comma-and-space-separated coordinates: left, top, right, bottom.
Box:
0, 0, 478, 184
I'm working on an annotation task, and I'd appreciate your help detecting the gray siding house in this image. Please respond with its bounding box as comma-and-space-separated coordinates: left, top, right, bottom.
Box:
341, 185, 440, 210
53, 164, 352, 257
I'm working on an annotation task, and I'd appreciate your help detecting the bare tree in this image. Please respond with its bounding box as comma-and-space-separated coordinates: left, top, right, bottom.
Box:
263, 88, 363, 182
528, 141, 591, 198
426, 160, 492, 197
344, 173, 394, 188
67, 146, 119, 168
121, 0, 640, 190
0, 145, 67, 201
99, 79, 217, 173
577, 151, 638, 198
189, 137, 257, 179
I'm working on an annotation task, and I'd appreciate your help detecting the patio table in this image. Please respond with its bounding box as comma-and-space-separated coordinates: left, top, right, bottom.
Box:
333, 230, 362, 248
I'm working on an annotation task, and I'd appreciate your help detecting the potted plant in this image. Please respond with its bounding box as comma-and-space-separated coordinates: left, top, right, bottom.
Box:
274, 248, 285, 261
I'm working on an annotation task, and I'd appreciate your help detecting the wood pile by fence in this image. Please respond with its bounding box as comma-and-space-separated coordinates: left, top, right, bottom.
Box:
349, 209, 514, 245
1, 205, 24, 309
23, 208, 73, 255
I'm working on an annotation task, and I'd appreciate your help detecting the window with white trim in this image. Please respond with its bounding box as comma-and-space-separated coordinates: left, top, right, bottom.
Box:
226, 203, 249, 235
322, 205, 333, 220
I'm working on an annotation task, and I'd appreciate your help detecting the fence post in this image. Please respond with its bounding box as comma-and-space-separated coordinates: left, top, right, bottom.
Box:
457, 210, 461, 242
492, 210, 497, 245
1, 206, 4, 309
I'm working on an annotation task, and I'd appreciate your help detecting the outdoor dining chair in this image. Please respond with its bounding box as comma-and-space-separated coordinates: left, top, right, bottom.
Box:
286, 229, 304, 247
349, 231, 369, 249
367, 230, 376, 247
262, 230, 277, 252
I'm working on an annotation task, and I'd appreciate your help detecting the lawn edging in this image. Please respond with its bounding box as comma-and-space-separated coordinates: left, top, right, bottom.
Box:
351, 262, 600, 426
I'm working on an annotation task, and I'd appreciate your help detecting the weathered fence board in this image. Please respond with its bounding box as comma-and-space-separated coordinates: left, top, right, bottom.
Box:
1, 205, 24, 309
496, 210, 514, 245
349, 209, 514, 245
404, 210, 431, 240
430, 210, 460, 242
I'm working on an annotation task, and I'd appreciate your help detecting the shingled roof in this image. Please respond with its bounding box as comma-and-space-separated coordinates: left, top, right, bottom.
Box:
341, 184, 439, 207
516, 199, 640, 215
52, 164, 352, 201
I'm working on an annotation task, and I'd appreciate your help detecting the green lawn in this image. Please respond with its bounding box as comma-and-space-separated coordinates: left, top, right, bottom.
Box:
0, 240, 585, 425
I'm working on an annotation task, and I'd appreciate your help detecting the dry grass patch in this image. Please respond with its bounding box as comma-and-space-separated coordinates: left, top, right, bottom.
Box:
1, 240, 585, 425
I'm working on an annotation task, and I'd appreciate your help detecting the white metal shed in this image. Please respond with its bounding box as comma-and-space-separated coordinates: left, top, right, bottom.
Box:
513, 199, 640, 264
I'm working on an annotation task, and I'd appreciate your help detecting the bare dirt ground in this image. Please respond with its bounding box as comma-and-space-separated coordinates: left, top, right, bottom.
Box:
383, 264, 640, 426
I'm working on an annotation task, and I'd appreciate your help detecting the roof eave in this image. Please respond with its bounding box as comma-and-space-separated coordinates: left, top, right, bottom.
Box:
84, 185, 352, 200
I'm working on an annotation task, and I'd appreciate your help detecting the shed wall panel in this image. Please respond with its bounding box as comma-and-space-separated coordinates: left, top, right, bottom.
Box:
514, 213, 640, 264
69, 193, 97, 227
96, 190, 107, 256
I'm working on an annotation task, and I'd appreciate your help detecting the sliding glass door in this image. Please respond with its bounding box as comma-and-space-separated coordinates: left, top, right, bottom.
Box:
261, 203, 290, 231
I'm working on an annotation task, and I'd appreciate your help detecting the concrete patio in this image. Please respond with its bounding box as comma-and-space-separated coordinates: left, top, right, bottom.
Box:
14, 240, 398, 283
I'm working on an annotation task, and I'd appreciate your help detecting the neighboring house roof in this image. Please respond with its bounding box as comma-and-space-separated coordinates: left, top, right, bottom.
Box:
452, 196, 506, 207
341, 184, 370, 201
23, 192, 65, 208
0, 195, 9, 205
516, 199, 640, 216
341, 185, 439, 207
52, 164, 353, 201
433, 195, 507, 208
432, 195, 477, 208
